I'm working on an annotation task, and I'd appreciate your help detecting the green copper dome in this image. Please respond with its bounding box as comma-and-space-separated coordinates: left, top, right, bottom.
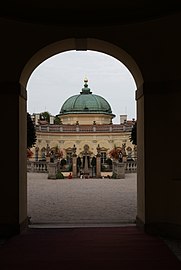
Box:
59, 79, 115, 117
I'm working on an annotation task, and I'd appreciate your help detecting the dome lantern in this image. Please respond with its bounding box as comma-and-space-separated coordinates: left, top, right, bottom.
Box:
80, 78, 92, 94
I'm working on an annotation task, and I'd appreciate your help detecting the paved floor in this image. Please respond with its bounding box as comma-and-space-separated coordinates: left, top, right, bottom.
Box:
26, 172, 181, 262
1, 226, 181, 270
27, 172, 137, 226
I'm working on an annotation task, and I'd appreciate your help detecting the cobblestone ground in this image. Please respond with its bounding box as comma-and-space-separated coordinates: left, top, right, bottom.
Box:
27, 172, 137, 226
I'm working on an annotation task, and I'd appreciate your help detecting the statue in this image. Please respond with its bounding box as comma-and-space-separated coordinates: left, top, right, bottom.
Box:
96, 144, 101, 157
121, 143, 126, 156
46, 144, 51, 157
72, 144, 77, 156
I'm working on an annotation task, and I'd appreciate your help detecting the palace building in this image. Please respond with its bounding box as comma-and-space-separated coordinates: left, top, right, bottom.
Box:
30, 78, 136, 171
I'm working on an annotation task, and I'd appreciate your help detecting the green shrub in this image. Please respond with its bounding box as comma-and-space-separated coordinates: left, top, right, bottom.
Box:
56, 170, 64, 179
111, 172, 117, 179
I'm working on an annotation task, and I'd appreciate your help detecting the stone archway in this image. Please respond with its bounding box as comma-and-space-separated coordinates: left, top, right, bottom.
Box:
1, 10, 181, 239
20, 38, 143, 231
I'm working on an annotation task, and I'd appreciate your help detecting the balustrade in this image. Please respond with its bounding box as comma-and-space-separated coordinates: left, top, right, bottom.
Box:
125, 161, 137, 173
27, 160, 137, 174
36, 124, 132, 133
27, 160, 48, 173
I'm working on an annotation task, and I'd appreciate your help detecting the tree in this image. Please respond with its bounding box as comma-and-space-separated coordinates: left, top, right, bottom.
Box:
54, 115, 61, 125
130, 121, 137, 145
40, 111, 50, 122
27, 112, 37, 149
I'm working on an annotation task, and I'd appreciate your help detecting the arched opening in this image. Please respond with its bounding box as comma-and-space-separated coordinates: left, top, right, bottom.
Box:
26, 49, 138, 226
20, 38, 144, 228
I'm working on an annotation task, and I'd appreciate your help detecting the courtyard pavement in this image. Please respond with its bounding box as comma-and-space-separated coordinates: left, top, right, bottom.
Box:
27, 172, 137, 227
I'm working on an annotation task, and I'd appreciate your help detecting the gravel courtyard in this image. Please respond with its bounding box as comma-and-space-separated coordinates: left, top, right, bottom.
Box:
27, 172, 137, 227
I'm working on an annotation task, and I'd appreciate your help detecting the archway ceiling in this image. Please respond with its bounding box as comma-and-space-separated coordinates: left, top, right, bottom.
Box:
1, 1, 180, 26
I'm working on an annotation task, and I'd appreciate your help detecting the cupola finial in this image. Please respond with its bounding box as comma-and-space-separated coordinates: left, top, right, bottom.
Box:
80, 77, 92, 94
84, 77, 88, 88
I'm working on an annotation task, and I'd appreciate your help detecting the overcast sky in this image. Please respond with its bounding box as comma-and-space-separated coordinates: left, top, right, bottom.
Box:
27, 50, 137, 124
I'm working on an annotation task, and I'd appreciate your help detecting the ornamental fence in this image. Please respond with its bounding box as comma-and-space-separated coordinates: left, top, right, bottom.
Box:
27, 160, 48, 173
125, 161, 137, 173
36, 124, 133, 133
27, 160, 137, 174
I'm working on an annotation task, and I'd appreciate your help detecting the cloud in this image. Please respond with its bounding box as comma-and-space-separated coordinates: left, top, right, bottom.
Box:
27, 50, 136, 123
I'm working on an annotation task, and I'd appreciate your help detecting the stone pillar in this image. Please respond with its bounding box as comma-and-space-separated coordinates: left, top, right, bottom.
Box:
0, 82, 28, 236
136, 84, 145, 228
112, 161, 125, 179
72, 156, 77, 177
96, 144, 101, 178
72, 144, 77, 178
96, 156, 101, 178
136, 80, 181, 238
47, 162, 57, 179
82, 144, 90, 178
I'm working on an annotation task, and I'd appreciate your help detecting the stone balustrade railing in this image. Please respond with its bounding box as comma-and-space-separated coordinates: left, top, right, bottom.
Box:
125, 161, 137, 173
27, 160, 137, 174
36, 124, 133, 133
27, 160, 48, 173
